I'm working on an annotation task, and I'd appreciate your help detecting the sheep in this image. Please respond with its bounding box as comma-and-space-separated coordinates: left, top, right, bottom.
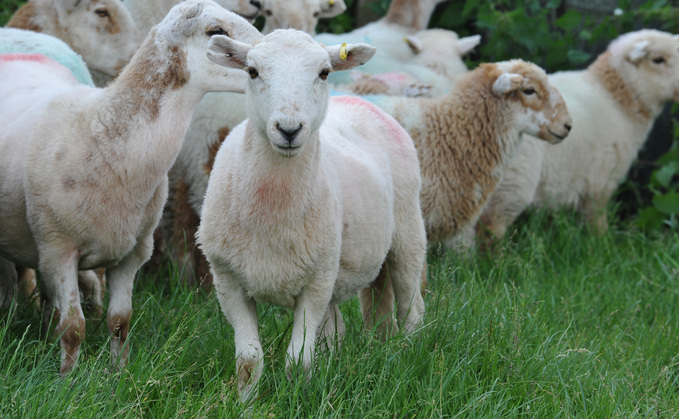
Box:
362, 59, 572, 250
260, 0, 347, 35
6, 0, 141, 87
0, 0, 263, 375
478, 29, 679, 242
0, 27, 94, 86
123, 0, 261, 37
197, 29, 427, 401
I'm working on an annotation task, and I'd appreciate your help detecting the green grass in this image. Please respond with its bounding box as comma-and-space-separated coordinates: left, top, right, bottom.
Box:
1, 210, 679, 417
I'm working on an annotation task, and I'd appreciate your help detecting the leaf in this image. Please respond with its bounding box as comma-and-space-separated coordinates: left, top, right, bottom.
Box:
555, 10, 583, 32
652, 192, 679, 214
651, 162, 679, 188
635, 206, 666, 229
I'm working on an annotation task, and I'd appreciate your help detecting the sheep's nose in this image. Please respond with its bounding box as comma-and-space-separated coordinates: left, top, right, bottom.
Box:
565, 123, 572, 133
250, 0, 262, 10
276, 123, 302, 144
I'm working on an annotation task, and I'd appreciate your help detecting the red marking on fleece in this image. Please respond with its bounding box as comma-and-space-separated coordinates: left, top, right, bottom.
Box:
331, 95, 410, 146
0, 53, 52, 64
373, 72, 409, 83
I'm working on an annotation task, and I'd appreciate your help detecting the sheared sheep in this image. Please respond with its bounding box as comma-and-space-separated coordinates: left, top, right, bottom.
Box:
6, 0, 141, 86
0, 0, 262, 375
197, 29, 426, 402
479, 29, 679, 242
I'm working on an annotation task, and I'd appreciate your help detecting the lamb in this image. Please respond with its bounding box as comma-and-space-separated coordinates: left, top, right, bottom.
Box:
0, 0, 263, 375
363, 59, 572, 250
197, 29, 427, 401
6, 0, 141, 87
478, 29, 679, 242
260, 0, 347, 35
123, 0, 261, 37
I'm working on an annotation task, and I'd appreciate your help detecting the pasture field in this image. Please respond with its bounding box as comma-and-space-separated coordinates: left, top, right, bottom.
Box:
1, 210, 678, 417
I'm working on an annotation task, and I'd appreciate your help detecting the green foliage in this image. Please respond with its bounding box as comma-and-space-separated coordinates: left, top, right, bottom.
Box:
0, 0, 24, 26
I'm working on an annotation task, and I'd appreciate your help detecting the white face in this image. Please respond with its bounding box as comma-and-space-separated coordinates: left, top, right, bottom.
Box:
59, 0, 141, 77
493, 61, 572, 145
157, 0, 264, 94
615, 30, 679, 106
244, 30, 332, 156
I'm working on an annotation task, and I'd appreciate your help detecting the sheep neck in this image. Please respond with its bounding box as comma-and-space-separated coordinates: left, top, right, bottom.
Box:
404, 83, 518, 243
589, 51, 652, 123
241, 124, 324, 224
87, 33, 199, 187
383, 0, 436, 31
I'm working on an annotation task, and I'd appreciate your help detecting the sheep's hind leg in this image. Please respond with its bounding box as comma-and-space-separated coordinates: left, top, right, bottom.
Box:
358, 263, 396, 338
0, 257, 18, 311
316, 304, 345, 352
212, 268, 262, 403
38, 244, 84, 375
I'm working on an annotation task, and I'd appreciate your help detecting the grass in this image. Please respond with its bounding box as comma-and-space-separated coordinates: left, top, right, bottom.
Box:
1, 210, 679, 417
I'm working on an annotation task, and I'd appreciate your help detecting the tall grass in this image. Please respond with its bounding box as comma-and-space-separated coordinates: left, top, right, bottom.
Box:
1, 210, 678, 417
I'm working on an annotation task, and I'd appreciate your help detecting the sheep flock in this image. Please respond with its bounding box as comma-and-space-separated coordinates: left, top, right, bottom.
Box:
0, 0, 678, 404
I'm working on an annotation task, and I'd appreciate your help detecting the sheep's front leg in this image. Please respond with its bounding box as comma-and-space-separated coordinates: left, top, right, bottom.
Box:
0, 257, 18, 311
287, 275, 335, 376
316, 304, 345, 352
212, 270, 262, 403
358, 262, 396, 338
38, 245, 84, 375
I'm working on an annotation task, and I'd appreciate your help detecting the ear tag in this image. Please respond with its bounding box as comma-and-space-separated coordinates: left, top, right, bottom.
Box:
340, 43, 348, 60
329, 0, 335, 5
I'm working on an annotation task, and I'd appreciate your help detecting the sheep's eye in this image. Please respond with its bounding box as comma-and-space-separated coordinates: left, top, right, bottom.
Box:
207, 28, 228, 37
264, 10, 272, 16
523, 88, 536, 96
95, 9, 109, 18
319, 69, 330, 80
247, 67, 259, 79
653, 56, 666, 64
313, 11, 320, 17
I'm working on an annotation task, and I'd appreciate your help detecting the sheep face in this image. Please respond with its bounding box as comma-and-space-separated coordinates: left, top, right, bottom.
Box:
153, 0, 263, 95
610, 30, 679, 108
207, 29, 375, 157
44, 0, 141, 79
492, 60, 572, 145
260, 0, 347, 35
404, 29, 481, 79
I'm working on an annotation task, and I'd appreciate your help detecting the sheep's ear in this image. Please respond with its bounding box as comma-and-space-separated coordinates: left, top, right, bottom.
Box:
627, 40, 650, 63
207, 35, 252, 69
320, 0, 347, 18
325, 43, 376, 72
457, 34, 482, 56
56, 0, 81, 12
404, 35, 423, 55
492, 73, 523, 96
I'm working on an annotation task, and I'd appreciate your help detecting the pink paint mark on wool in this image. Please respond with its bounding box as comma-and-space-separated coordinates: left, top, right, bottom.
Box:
331, 96, 411, 147
373, 72, 409, 83
249, 175, 294, 222
0, 52, 51, 64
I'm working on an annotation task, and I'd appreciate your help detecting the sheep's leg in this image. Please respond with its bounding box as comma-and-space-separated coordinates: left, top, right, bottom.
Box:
212, 270, 262, 403
38, 245, 84, 375
0, 257, 18, 311
316, 304, 345, 352
78, 269, 105, 319
17, 267, 40, 311
387, 203, 426, 335
287, 276, 335, 376
358, 262, 396, 338
582, 195, 610, 235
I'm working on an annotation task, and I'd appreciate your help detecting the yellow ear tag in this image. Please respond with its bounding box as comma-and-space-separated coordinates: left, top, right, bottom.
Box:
340, 43, 348, 61
329, 0, 335, 5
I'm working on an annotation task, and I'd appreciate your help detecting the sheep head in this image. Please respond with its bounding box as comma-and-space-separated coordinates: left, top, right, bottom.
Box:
490, 60, 572, 145
260, 0, 347, 35
207, 29, 374, 157
404, 29, 481, 79
145, 0, 263, 95
607, 29, 679, 108
215, 0, 261, 22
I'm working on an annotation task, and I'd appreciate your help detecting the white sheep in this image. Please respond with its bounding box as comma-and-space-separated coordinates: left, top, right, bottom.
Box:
363, 59, 572, 250
123, 0, 261, 37
0, 0, 263, 375
6, 0, 141, 86
260, 0, 347, 35
479, 29, 679, 242
197, 29, 427, 401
